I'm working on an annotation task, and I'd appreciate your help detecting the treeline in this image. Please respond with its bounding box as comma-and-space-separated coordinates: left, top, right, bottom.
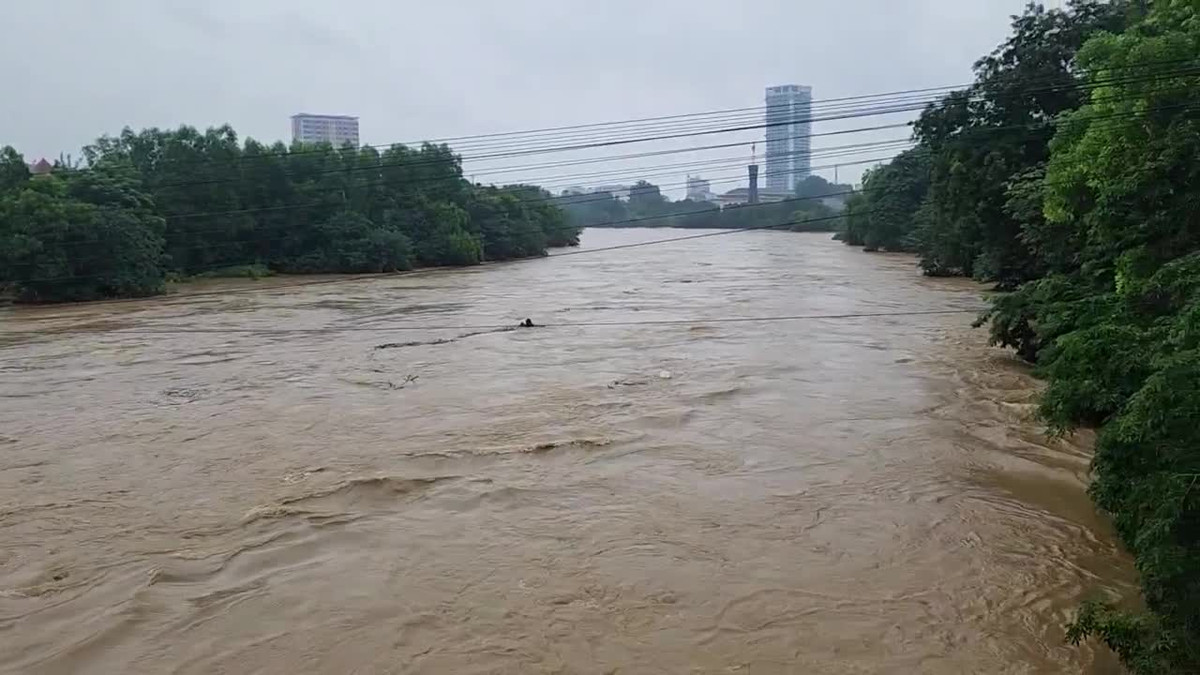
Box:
557, 174, 850, 232
839, 1, 1200, 671
0, 128, 579, 302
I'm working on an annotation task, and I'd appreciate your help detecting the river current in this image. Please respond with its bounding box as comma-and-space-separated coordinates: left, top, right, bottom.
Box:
0, 229, 1136, 673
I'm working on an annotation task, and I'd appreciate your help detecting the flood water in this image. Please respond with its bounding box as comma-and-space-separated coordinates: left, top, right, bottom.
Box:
0, 229, 1136, 673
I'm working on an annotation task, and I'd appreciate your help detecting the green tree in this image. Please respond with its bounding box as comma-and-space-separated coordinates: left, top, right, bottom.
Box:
913, 0, 1128, 284
859, 149, 931, 251
0, 172, 166, 302
0, 146, 30, 192
794, 174, 851, 200
627, 180, 666, 213
976, 3, 1200, 670
558, 190, 630, 228
837, 192, 870, 246
74, 126, 570, 287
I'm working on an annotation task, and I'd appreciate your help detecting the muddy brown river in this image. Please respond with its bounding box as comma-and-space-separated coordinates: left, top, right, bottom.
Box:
0, 229, 1137, 673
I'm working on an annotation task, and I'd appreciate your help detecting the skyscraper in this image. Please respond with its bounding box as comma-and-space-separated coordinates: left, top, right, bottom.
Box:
290, 113, 360, 147
764, 85, 813, 193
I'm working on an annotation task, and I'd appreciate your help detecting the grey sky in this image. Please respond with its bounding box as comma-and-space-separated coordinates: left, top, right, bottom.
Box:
5, 1, 1036, 191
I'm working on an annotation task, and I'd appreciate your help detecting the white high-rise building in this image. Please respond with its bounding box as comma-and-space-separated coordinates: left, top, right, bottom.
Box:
291, 113, 360, 147
685, 176, 717, 202
764, 85, 813, 193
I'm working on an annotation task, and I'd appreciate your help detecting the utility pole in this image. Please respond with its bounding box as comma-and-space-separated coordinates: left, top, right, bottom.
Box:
748, 143, 759, 205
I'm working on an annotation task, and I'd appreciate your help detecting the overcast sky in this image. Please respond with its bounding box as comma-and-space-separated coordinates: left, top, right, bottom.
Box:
4, 0, 1040, 191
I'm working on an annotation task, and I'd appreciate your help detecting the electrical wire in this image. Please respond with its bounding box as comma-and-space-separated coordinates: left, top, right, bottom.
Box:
156, 97, 1200, 222
3, 309, 982, 339
7, 92, 1199, 285
10, 98, 1199, 269
92, 55, 1200, 171
80, 63, 1200, 194
0, 209, 881, 332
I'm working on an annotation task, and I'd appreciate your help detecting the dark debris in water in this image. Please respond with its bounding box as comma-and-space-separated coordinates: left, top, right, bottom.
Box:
387, 374, 419, 390
159, 387, 207, 404
376, 338, 454, 349
609, 378, 650, 388
375, 326, 516, 350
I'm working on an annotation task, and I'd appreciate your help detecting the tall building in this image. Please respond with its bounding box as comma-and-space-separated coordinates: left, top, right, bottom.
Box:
685, 176, 715, 202
764, 85, 813, 193
291, 113, 360, 147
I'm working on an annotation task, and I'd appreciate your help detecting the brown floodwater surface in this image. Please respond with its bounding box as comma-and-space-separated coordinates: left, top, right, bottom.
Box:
0, 230, 1136, 673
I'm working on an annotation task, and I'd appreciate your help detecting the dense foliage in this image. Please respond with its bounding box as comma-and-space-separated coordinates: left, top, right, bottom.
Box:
558, 175, 846, 232
0, 128, 580, 302
0, 153, 167, 301
840, 1, 1200, 670
837, 148, 930, 252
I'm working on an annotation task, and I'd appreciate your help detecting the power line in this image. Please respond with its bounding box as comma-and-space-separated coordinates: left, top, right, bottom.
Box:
411, 56, 1200, 151
80, 56, 1199, 172
8, 96, 1198, 285
10, 99, 1198, 269
153, 97, 1200, 222
81, 87, 951, 171
126, 84, 1195, 220
161, 148, 898, 222
1, 205, 857, 287
148, 105, 925, 191
3, 309, 981, 340
8, 98, 1196, 288
452, 65, 1200, 157
521, 142, 914, 191
469, 135, 907, 180
0, 209, 867, 316
77, 63, 1196, 200
5, 171, 869, 268
155, 153, 892, 224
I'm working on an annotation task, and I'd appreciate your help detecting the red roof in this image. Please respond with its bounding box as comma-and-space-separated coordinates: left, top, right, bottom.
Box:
30, 159, 53, 174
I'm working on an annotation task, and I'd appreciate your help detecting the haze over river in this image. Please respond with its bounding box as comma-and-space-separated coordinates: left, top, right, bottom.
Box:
0, 229, 1136, 673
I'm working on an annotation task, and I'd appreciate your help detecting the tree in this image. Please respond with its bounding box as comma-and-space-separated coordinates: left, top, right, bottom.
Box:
0, 172, 166, 302
837, 193, 867, 245
0, 146, 30, 192
912, 0, 1129, 284
794, 174, 851, 200
1023, 4, 1200, 670
860, 149, 931, 252
627, 180, 665, 212
69, 125, 575, 293
558, 190, 630, 228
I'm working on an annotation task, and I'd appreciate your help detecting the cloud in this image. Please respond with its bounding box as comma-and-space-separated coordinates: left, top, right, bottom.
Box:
2, 0, 1032, 186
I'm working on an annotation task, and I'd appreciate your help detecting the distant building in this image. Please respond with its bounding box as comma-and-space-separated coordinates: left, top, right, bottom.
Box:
717, 188, 752, 207
291, 113, 360, 147
685, 176, 718, 202
718, 187, 794, 207
759, 189, 794, 203
765, 84, 813, 193
28, 158, 53, 178
591, 184, 632, 201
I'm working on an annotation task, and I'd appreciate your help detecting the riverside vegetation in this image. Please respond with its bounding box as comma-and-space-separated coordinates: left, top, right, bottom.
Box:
838, 1, 1200, 671
558, 174, 850, 232
0, 135, 579, 302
